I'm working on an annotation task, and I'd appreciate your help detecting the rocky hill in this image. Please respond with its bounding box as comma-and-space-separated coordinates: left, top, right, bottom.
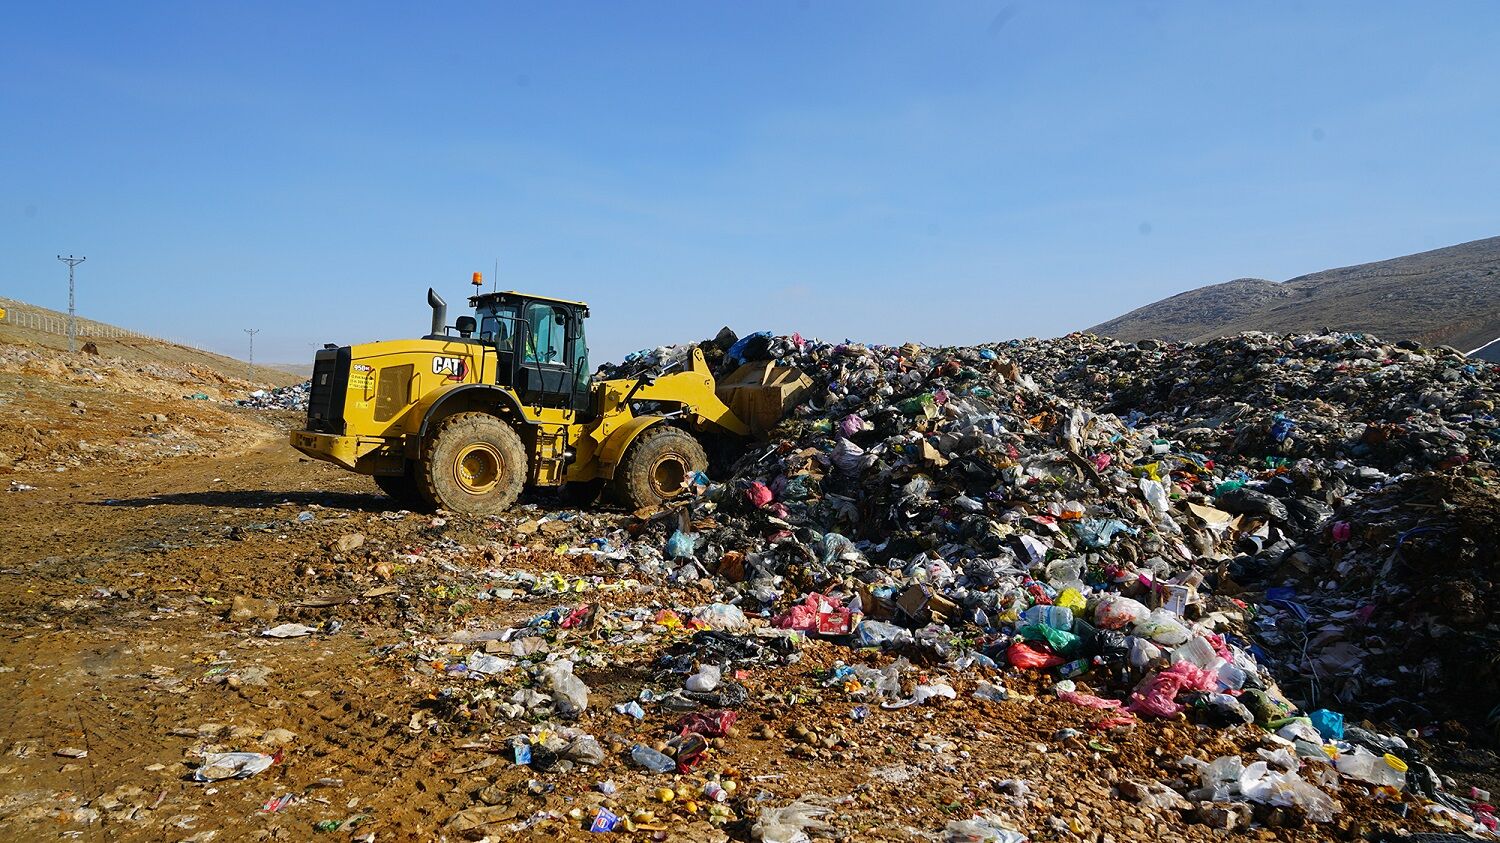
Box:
1090, 236, 1500, 352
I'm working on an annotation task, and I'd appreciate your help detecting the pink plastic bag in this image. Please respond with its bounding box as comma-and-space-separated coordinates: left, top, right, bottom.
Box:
774, 593, 848, 633
1126, 661, 1216, 718
838, 414, 865, 438
1058, 690, 1126, 711
745, 482, 774, 508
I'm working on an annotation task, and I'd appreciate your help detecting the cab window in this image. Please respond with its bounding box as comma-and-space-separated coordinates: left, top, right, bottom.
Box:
479, 304, 517, 352
524, 303, 566, 364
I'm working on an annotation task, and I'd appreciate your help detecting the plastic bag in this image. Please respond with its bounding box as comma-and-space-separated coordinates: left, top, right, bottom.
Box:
694, 602, 749, 632
1126, 635, 1161, 669
1044, 559, 1083, 586
752, 798, 833, 843
541, 660, 589, 717
852, 620, 913, 648
1139, 477, 1171, 515
562, 735, 606, 766
192, 751, 278, 782
881, 683, 956, 709
830, 439, 869, 474
685, 664, 722, 692
1199, 692, 1254, 726
944, 815, 1027, 843
1077, 517, 1136, 548
774, 593, 849, 633
666, 530, 698, 559
1017, 623, 1082, 657
820, 532, 856, 566
1055, 587, 1087, 613
1093, 595, 1148, 629
1308, 708, 1344, 740
973, 680, 1008, 702
1126, 661, 1215, 717
1007, 641, 1065, 670
1238, 760, 1340, 823
674, 710, 738, 738
1058, 690, 1126, 711
1134, 607, 1191, 646
745, 481, 774, 508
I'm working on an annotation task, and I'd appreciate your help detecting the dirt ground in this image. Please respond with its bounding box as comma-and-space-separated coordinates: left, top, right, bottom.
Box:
0, 348, 1493, 842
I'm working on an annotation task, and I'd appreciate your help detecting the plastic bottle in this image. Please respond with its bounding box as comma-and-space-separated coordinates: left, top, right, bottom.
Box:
629, 744, 676, 774
1020, 604, 1073, 630
1058, 658, 1091, 678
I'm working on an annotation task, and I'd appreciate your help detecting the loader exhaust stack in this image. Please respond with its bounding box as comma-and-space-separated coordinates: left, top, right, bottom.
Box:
427, 288, 447, 337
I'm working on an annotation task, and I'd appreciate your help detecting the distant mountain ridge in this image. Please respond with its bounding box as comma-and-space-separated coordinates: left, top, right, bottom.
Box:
1088, 236, 1500, 353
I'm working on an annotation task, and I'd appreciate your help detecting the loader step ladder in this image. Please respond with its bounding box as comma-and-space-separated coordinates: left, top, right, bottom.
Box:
530, 425, 569, 486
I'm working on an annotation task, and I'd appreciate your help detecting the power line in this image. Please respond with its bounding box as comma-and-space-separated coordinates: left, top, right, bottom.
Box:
244, 328, 259, 381
56, 255, 86, 353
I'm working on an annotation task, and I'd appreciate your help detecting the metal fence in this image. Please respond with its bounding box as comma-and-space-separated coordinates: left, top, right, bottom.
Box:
0, 301, 216, 354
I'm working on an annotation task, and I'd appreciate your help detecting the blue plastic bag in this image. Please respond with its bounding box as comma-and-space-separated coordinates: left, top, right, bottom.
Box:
666, 530, 698, 559
1308, 708, 1344, 740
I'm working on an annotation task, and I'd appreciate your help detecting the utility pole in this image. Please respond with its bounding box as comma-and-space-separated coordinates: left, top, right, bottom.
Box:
56, 255, 86, 353
244, 328, 259, 381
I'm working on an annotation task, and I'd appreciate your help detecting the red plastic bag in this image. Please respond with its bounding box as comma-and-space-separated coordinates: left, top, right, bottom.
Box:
1007, 641, 1065, 670
674, 710, 738, 739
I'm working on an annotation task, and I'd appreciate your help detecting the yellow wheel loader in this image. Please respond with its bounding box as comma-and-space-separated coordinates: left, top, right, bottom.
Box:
290, 283, 760, 514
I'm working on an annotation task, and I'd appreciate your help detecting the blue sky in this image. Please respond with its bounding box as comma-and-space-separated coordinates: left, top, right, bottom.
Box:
4, 1, 1498, 365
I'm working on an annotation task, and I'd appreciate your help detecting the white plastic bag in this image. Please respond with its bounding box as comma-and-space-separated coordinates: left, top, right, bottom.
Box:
752, 798, 833, 843
542, 660, 589, 717
685, 664, 722, 692
1094, 595, 1148, 629
1134, 607, 1191, 646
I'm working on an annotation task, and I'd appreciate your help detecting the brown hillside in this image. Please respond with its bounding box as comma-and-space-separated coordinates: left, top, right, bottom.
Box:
1089, 236, 1500, 351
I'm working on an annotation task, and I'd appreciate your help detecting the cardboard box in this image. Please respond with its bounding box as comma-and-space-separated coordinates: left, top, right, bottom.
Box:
715, 361, 812, 436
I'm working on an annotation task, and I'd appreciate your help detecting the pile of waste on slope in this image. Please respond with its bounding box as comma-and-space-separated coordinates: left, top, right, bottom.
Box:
1008, 331, 1498, 472
574, 327, 1500, 836
238, 381, 311, 411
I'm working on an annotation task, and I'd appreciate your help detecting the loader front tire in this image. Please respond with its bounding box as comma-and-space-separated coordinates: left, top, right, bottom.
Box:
419, 413, 527, 515
611, 426, 707, 510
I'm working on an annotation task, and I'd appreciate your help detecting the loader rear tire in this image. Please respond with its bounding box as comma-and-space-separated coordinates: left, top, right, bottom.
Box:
611, 426, 707, 510
419, 412, 527, 515
374, 469, 429, 511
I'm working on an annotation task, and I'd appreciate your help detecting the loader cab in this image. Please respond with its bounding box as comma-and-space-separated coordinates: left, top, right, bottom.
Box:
470, 291, 591, 415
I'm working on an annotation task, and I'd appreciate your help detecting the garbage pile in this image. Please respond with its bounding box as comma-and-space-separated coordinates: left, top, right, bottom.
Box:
238, 381, 311, 410
1257, 467, 1500, 730
1007, 331, 1499, 472
585, 328, 1500, 835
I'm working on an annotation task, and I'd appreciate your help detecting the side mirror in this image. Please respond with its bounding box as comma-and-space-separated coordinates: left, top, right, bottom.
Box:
455, 316, 477, 337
